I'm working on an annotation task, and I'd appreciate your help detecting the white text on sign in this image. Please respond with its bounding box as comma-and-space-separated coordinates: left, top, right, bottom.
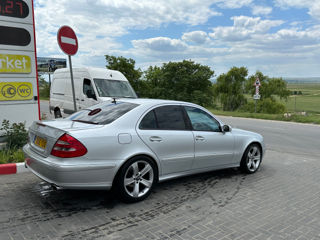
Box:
0, 54, 31, 73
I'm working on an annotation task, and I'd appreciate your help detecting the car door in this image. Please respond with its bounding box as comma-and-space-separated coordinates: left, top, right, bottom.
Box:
136, 105, 194, 175
184, 106, 235, 169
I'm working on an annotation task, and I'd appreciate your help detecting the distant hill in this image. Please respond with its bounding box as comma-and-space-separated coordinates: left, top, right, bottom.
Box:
210, 77, 320, 84
284, 77, 320, 83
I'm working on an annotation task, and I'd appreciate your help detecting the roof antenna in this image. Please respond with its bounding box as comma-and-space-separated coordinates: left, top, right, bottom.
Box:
112, 97, 117, 104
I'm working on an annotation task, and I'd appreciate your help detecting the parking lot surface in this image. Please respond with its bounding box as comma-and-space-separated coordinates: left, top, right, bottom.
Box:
1, 149, 320, 240
1, 114, 320, 240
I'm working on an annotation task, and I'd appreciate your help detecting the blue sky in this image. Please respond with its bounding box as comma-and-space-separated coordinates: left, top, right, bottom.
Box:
34, 0, 320, 78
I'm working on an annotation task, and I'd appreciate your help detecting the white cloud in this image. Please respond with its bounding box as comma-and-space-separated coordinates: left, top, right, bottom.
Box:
274, 0, 320, 20
308, 2, 320, 20
210, 16, 284, 41
33, 1, 320, 77
252, 5, 272, 15
132, 37, 187, 52
216, 0, 253, 9
182, 31, 209, 44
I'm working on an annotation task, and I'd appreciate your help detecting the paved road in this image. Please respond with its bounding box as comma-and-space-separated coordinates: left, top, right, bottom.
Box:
1, 101, 318, 239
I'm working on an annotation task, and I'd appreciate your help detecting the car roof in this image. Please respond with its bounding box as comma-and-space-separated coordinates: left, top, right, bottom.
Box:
84, 98, 200, 112
118, 98, 195, 106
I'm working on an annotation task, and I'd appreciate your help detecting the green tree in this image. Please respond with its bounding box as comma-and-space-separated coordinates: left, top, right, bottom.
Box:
144, 60, 215, 106
214, 67, 248, 111
39, 75, 50, 99
245, 71, 290, 101
105, 55, 142, 92
243, 71, 290, 114
142, 66, 164, 99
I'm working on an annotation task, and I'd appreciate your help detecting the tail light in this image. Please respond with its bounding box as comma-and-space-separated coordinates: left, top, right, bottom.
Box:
51, 134, 87, 158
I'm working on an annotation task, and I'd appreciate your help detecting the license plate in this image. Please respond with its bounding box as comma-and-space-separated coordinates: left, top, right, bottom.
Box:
34, 136, 47, 149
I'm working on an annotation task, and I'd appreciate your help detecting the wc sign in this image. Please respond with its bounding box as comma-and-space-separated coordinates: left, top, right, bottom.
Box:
0, 82, 33, 101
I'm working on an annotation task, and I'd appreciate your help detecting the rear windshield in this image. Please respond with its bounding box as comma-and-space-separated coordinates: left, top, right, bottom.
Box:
66, 102, 139, 125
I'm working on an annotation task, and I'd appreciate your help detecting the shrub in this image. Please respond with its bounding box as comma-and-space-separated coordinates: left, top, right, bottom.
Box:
0, 120, 28, 149
258, 98, 286, 114
240, 98, 286, 114
0, 149, 25, 163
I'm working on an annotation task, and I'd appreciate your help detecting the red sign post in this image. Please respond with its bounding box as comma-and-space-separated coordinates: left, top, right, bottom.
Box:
57, 26, 78, 112
253, 77, 261, 112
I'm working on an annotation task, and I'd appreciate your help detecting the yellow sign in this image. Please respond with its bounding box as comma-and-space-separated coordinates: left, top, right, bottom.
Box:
0, 54, 31, 73
0, 82, 33, 101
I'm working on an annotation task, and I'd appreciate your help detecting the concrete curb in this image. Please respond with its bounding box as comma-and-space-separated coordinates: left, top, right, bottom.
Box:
0, 162, 29, 175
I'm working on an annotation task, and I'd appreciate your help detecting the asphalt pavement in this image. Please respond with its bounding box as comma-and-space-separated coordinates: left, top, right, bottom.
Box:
1, 100, 316, 239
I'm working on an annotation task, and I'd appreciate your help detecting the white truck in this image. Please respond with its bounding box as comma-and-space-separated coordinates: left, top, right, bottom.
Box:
49, 67, 137, 118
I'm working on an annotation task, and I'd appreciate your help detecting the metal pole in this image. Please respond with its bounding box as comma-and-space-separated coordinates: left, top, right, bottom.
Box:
48, 73, 51, 88
294, 95, 296, 112
68, 55, 77, 112
255, 99, 257, 113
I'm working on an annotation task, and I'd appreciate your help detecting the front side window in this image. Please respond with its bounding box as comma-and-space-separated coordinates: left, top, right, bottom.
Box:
185, 106, 221, 132
93, 79, 137, 98
67, 102, 139, 125
154, 105, 187, 130
83, 79, 96, 100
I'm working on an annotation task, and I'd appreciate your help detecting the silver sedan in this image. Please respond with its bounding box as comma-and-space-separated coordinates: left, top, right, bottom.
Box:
23, 99, 265, 202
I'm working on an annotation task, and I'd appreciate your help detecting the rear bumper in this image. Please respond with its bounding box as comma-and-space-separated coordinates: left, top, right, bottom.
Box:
23, 144, 118, 190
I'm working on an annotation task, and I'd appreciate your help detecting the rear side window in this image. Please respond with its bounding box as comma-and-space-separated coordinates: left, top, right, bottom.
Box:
67, 102, 139, 125
139, 110, 157, 129
155, 105, 187, 130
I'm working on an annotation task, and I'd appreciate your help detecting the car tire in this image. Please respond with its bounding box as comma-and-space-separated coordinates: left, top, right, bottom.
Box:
116, 156, 157, 203
54, 108, 62, 118
240, 143, 262, 174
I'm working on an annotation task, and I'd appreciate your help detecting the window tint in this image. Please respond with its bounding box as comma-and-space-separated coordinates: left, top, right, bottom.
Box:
154, 105, 187, 130
139, 110, 157, 129
83, 79, 97, 100
67, 102, 139, 125
83, 79, 93, 95
185, 106, 221, 132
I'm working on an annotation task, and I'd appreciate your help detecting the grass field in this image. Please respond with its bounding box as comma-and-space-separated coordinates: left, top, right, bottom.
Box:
282, 83, 320, 114
212, 82, 320, 124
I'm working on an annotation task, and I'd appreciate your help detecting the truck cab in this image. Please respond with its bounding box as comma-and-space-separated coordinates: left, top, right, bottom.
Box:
50, 67, 137, 118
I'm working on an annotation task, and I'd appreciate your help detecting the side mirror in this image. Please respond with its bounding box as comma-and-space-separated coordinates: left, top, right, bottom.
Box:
86, 90, 97, 100
222, 125, 232, 133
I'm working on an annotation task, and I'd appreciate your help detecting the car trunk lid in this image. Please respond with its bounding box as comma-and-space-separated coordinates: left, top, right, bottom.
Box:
28, 120, 103, 157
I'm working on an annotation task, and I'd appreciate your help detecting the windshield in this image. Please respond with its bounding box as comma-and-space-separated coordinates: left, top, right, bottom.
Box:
93, 78, 137, 98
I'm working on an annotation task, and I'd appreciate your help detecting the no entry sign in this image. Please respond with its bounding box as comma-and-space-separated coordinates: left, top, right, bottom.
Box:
57, 26, 78, 56
57, 25, 78, 113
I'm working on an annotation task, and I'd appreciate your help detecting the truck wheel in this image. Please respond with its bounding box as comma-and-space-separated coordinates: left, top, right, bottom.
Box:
54, 108, 62, 118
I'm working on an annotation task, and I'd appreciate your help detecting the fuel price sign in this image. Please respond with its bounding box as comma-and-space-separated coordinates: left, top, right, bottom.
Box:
0, 0, 29, 18
0, 0, 40, 127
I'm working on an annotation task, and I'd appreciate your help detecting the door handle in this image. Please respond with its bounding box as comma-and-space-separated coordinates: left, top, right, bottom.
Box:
81, 99, 85, 101
195, 136, 205, 141
149, 136, 162, 142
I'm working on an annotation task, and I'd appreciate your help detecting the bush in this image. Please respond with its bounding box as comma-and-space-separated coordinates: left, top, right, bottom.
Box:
0, 120, 28, 149
240, 98, 286, 114
0, 149, 25, 164
258, 98, 286, 114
